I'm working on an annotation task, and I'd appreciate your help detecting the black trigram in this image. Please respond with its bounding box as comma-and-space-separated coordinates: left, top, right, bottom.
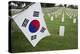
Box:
40, 27, 46, 33
31, 35, 37, 40
22, 18, 29, 27
33, 11, 39, 17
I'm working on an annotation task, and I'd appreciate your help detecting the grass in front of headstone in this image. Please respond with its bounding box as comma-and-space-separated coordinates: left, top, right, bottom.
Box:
11, 10, 78, 53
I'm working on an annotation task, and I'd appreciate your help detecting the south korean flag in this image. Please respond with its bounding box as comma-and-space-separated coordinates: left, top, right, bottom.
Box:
12, 3, 50, 47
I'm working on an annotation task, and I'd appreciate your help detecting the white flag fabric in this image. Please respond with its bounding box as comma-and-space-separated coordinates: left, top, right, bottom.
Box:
12, 3, 50, 47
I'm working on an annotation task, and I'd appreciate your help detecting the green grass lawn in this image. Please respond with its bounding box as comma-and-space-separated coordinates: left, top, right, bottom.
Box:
10, 8, 78, 53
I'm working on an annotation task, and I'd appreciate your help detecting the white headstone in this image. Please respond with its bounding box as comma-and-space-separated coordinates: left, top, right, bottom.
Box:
51, 16, 53, 21
59, 26, 65, 36
55, 14, 57, 18
48, 13, 50, 17
74, 14, 75, 17
69, 16, 72, 19
62, 13, 64, 22
73, 18, 76, 23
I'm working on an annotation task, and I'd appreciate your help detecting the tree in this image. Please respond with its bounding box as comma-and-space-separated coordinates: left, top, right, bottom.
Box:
64, 4, 67, 7
57, 4, 63, 7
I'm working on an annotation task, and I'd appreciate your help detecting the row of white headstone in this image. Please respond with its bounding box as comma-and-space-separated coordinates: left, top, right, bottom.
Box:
47, 8, 77, 37
59, 13, 77, 36
65, 8, 77, 18
65, 10, 77, 24
50, 11, 77, 24
47, 7, 63, 19
50, 12, 76, 37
